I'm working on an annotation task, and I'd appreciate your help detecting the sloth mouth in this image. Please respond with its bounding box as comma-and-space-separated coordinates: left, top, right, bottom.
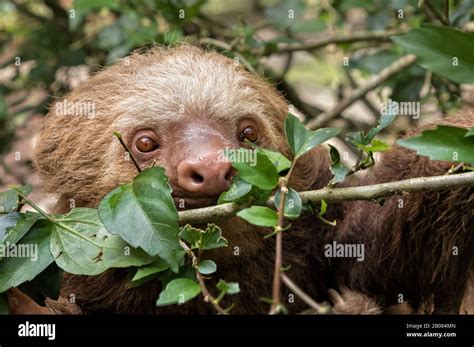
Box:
172, 195, 220, 210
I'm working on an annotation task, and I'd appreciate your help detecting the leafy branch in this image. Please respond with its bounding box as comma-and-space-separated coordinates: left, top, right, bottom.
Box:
178, 171, 474, 225
1, 116, 473, 315
179, 240, 228, 315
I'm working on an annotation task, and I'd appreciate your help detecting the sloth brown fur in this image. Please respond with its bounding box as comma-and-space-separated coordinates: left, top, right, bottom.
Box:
32, 44, 474, 314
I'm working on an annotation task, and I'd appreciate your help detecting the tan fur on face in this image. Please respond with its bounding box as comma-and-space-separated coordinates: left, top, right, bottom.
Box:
34, 44, 294, 210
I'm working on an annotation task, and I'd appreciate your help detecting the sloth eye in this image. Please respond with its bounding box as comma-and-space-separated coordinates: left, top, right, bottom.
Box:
136, 136, 159, 153
239, 126, 258, 142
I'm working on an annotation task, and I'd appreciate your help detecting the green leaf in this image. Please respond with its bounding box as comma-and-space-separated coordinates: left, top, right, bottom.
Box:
99, 167, 184, 271
285, 113, 340, 158
0, 185, 32, 214
356, 139, 391, 152
392, 25, 474, 84
365, 112, 396, 145
347, 112, 396, 151
197, 260, 217, 275
0, 220, 54, 293
159, 263, 196, 289
156, 278, 201, 306
466, 127, 474, 137
179, 225, 202, 249
256, 148, 292, 173
0, 213, 21, 244
328, 145, 349, 184
0, 190, 19, 214
218, 176, 252, 204
217, 279, 240, 295
200, 224, 228, 250
397, 125, 474, 163
251, 188, 273, 205
179, 224, 228, 250
51, 208, 154, 275
273, 188, 302, 219
131, 258, 170, 282
230, 149, 279, 190
236, 206, 278, 227
0, 212, 40, 248
319, 200, 328, 216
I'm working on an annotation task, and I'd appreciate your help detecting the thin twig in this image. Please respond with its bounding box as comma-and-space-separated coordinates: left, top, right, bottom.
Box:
281, 273, 327, 313
269, 158, 299, 314
113, 132, 142, 173
179, 240, 228, 315
443, 0, 450, 24
306, 54, 417, 130
445, 163, 465, 175
274, 30, 404, 54
269, 183, 287, 314
178, 172, 474, 224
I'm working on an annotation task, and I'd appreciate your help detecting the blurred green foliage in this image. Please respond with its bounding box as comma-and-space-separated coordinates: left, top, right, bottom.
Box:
0, 0, 473, 156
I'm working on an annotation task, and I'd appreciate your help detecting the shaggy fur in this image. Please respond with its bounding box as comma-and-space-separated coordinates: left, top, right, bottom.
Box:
33, 45, 473, 314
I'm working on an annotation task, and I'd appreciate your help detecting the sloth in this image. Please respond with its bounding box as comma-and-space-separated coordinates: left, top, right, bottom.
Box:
9, 44, 473, 314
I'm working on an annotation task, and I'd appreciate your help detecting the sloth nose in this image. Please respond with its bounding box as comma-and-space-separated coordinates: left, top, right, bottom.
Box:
177, 155, 234, 195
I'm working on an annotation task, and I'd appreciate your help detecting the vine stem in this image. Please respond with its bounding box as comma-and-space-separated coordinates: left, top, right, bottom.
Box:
12, 187, 52, 221
281, 273, 328, 313
269, 183, 287, 314
113, 132, 142, 173
269, 155, 299, 314
179, 240, 228, 315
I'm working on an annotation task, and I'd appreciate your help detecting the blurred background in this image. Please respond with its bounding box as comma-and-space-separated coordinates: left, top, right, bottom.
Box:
0, 0, 473, 206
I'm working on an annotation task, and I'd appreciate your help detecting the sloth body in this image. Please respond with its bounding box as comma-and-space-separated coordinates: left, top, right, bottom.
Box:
30, 45, 473, 314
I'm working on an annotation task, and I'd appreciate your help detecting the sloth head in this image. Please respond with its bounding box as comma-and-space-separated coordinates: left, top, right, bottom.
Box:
34, 44, 323, 212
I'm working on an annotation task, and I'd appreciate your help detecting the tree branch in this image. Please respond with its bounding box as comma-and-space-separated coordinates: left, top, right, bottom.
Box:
281, 273, 328, 313
274, 30, 404, 54
178, 171, 474, 224
343, 68, 380, 119
306, 54, 417, 130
